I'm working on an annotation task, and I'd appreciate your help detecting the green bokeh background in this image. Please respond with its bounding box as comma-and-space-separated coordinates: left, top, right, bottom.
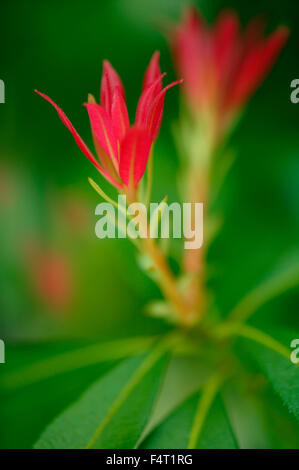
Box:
0, 0, 298, 342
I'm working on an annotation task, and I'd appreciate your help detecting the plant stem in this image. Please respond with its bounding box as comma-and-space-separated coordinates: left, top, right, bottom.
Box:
134, 203, 197, 326
143, 235, 196, 326
182, 138, 215, 318
183, 170, 208, 316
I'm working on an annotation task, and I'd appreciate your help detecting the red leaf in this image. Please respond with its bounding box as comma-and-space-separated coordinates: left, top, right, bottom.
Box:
142, 51, 162, 91
85, 103, 119, 168
35, 90, 122, 188
228, 26, 289, 107
179, 5, 207, 100
100, 60, 125, 114
119, 127, 152, 187
135, 73, 166, 128
111, 87, 130, 142
214, 10, 239, 80
146, 80, 183, 140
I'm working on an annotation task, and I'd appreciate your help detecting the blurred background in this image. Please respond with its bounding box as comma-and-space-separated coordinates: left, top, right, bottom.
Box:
0, 0, 298, 343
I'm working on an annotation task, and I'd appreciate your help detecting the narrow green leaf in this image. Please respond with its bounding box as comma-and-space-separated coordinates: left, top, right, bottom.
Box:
0, 336, 155, 390
88, 177, 120, 210
35, 344, 170, 449
228, 253, 299, 324
215, 323, 290, 359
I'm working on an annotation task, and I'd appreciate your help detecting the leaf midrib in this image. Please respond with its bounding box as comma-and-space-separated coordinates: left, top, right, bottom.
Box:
85, 336, 172, 449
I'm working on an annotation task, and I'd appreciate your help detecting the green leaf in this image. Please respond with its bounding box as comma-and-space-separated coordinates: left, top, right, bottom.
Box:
0, 341, 126, 449
142, 392, 237, 449
0, 337, 155, 449
216, 323, 299, 425
0, 361, 115, 449
195, 397, 237, 449
34, 344, 169, 449
141, 355, 211, 442
243, 331, 299, 423
222, 382, 273, 448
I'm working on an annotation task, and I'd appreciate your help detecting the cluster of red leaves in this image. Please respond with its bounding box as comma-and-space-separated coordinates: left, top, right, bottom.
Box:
36, 53, 181, 192
170, 7, 289, 117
